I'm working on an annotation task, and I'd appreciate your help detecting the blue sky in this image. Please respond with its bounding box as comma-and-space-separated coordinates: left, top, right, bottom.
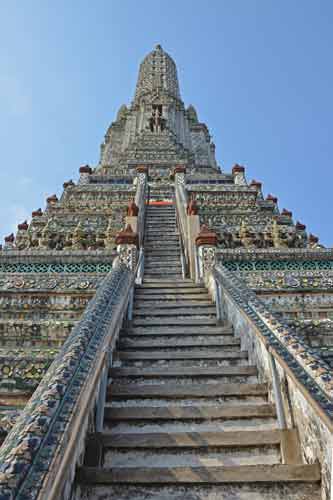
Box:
0, 1, 332, 245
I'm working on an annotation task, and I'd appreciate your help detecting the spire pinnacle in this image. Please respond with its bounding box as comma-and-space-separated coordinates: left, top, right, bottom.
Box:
134, 45, 181, 104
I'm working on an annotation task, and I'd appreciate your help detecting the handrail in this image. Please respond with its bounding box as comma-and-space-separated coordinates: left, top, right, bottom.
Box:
175, 182, 190, 277
212, 264, 333, 431
135, 173, 148, 250
0, 263, 136, 499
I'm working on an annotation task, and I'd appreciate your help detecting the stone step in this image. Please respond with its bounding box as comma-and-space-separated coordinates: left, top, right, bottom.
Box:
135, 292, 209, 299
132, 318, 219, 326
127, 325, 232, 335
134, 294, 210, 302
116, 350, 247, 361
145, 246, 180, 251
145, 255, 180, 260
146, 224, 177, 228
110, 365, 256, 379
143, 268, 182, 275
146, 229, 178, 234
109, 382, 264, 399
133, 307, 216, 316
146, 226, 176, 229
146, 212, 175, 216
134, 300, 213, 308
144, 261, 181, 266
143, 275, 182, 281
137, 282, 203, 289
144, 251, 181, 257
118, 338, 240, 349
88, 429, 280, 450
146, 233, 179, 237
104, 403, 275, 421
144, 261, 181, 267
122, 335, 236, 347
78, 464, 320, 486
146, 222, 176, 226
145, 245, 180, 251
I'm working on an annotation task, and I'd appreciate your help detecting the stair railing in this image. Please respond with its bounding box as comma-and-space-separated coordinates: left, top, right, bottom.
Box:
134, 172, 150, 285
0, 257, 144, 500
211, 262, 333, 485
174, 179, 190, 278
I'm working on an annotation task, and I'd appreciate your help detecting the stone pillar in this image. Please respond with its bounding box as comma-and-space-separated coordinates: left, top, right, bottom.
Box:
125, 201, 139, 234
250, 179, 263, 200
135, 165, 148, 206
79, 165, 92, 185
174, 165, 186, 186
195, 225, 218, 286
4, 233, 15, 250
46, 194, 58, 210
232, 164, 246, 185
115, 224, 139, 271
186, 199, 200, 280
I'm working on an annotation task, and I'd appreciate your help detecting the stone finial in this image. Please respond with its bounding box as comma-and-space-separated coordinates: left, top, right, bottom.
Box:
63, 180, 75, 189
266, 194, 278, 204
187, 199, 198, 216
4, 233, 15, 243
4, 233, 15, 249
17, 221, 29, 231
281, 208, 292, 217
115, 224, 138, 247
32, 208, 43, 217
309, 234, 319, 244
250, 180, 262, 190
296, 221, 306, 231
195, 225, 218, 247
79, 165, 92, 175
46, 194, 58, 205
232, 164, 245, 175
174, 165, 186, 174
232, 164, 246, 186
127, 201, 139, 217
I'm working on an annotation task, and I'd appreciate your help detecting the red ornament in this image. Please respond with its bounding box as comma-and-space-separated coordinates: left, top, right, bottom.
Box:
266, 194, 278, 204
250, 180, 262, 190
309, 234, 319, 243
127, 201, 139, 217
4, 233, 15, 243
232, 164, 245, 174
187, 199, 198, 215
296, 221, 306, 231
18, 221, 29, 231
79, 165, 92, 174
136, 165, 148, 174
195, 225, 218, 247
46, 194, 58, 204
174, 165, 186, 174
32, 208, 43, 217
115, 224, 139, 247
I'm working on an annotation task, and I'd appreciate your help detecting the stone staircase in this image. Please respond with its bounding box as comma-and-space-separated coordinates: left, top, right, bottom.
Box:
76, 197, 321, 499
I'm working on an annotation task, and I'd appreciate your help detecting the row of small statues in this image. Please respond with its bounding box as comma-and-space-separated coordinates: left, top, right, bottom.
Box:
14, 221, 117, 251
218, 221, 319, 249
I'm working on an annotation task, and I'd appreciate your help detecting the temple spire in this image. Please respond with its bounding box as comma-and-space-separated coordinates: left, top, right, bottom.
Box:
134, 44, 181, 104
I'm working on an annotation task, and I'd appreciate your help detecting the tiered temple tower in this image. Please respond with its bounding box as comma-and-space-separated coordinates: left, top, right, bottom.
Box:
0, 45, 332, 500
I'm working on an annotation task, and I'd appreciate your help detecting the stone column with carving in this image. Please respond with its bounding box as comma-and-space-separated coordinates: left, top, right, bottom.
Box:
125, 200, 139, 235
135, 165, 148, 247
186, 198, 200, 280
174, 164, 186, 186
78, 165, 92, 185
195, 225, 218, 285
115, 224, 139, 271
232, 164, 247, 185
